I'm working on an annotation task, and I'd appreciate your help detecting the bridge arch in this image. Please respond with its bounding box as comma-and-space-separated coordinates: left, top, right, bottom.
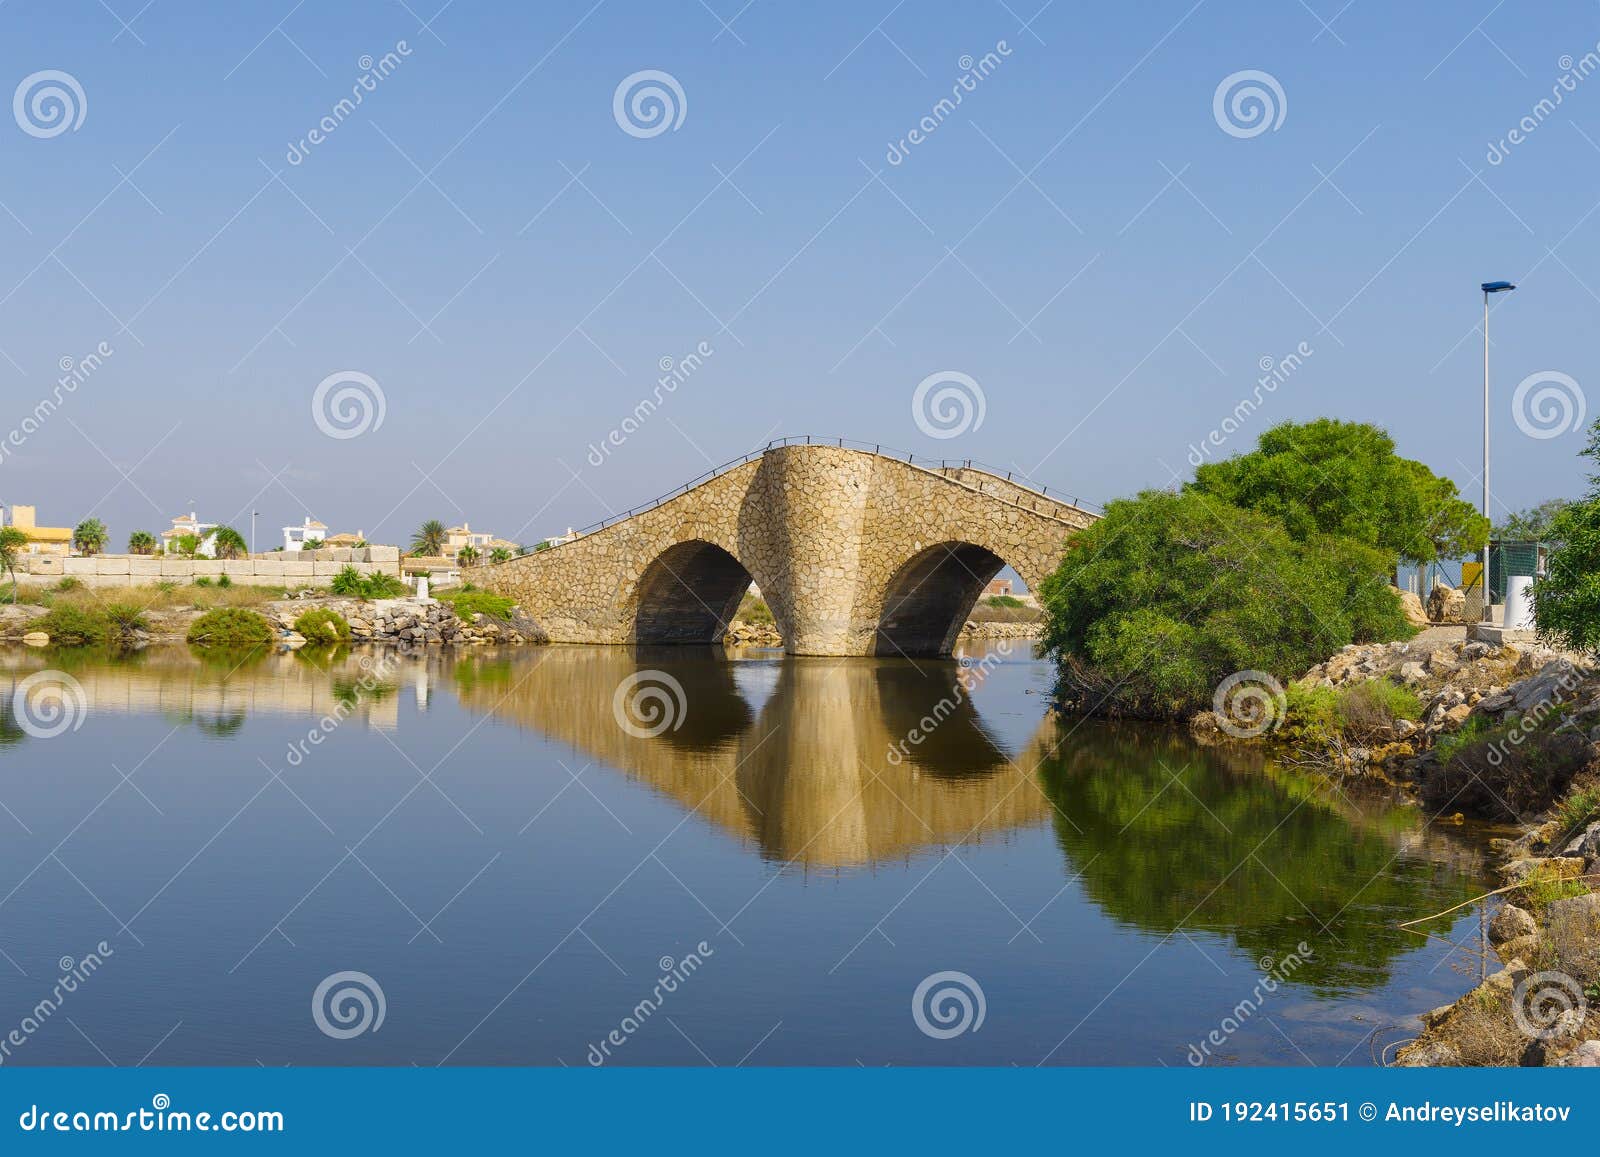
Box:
630, 539, 758, 645
872, 540, 1009, 658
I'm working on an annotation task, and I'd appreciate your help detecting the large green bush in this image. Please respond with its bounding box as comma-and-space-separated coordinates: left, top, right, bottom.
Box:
186, 608, 276, 650
1040, 489, 1413, 718
1533, 418, 1600, 655
34, 605, 110, 646
293, 607, 351, 647
1192, 418, 1488, 567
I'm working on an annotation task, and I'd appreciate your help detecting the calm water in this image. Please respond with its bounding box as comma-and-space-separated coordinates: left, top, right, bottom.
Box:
0, 641, 1494, 1066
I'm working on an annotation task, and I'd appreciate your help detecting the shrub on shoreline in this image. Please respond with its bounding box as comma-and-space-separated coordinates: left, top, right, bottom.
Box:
330, 565, 409, 599
436, 586, 515, 620
186, 608, 276, 651
293, 607, 351, 647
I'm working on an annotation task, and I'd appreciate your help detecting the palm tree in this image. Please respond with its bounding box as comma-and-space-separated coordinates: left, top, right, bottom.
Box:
72, 518, 107, 556
411, 519, 447, 556
127, 530, 157, 555
457, 544, 480, 567
0, 526, 26, 603
211, 526, 248, 560
489, 547, 513, 564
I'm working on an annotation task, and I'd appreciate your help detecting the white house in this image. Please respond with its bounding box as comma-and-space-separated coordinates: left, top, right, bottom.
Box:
282, 516, 329, 553
161, 512, 218, 557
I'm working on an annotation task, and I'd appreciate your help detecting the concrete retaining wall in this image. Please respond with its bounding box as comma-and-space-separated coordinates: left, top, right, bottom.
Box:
21, 550, 400, 590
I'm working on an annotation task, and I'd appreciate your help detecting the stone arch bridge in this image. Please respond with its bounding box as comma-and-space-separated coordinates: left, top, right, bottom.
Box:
481, 441, 1098, 657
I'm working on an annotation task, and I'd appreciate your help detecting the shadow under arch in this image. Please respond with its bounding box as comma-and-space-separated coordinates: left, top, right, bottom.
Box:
631, 540, 754, 645
874, 541, 1007, 658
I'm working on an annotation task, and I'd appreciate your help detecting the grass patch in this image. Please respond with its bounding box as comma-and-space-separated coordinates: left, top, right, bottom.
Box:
1423, 706, 1589, 821
736, 593, 773, 625
1278, 678, 1424, 747
186, 608, 276, 651
329, 566, 409, 599
985, 594, 1024, 608
293, 607, 351, 647
436, 586, 515, 620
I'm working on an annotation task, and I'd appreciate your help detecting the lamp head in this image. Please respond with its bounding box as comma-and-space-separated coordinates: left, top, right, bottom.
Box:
1481, 280, 1516, 293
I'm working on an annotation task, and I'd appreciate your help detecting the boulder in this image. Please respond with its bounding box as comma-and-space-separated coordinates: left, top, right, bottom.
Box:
1488, 904, 1538, 945
1392, 586, 1430, 627
1428, 582, 1467, 623
21, 631, 48, 647
1551, 1040, 1600, 1067
1545, 893, 1600, 983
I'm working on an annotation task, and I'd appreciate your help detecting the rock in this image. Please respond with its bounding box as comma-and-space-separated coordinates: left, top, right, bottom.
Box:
1393, 586, 1430, 627
1551, 1040, 1600, 1067
1489, 904, 1538, 945
21, 631, 48, 647
1501, 856, 1588, 884
1396, 1039, 1462, 1066
1511, 660, 1581, 713
1427, 582, 1467, 623
1495, 932, 1541, 963
1399, 661, 1427, 684
1560, 821, 1600, 859
280, 631, 306, 650
1440, 703, 1472, 728
1545, 894, 1600, 983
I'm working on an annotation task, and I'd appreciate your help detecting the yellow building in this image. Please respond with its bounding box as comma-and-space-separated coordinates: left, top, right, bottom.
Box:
3, 504, 73, 555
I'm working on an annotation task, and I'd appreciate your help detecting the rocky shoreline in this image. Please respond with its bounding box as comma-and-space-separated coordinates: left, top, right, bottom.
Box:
1191, 632, 1600, 1068
0, 596, 545, 649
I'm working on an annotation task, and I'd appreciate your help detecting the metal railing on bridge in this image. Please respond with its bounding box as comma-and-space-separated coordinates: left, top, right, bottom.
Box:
563, 435, 1101, 539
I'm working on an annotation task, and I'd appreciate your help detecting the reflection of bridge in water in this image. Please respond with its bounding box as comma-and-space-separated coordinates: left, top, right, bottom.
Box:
453, 645, 1061, 868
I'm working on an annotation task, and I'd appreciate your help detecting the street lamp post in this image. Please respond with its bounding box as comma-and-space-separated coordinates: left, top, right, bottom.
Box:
251, 510, 258, 556
1480, 280, 1515, 620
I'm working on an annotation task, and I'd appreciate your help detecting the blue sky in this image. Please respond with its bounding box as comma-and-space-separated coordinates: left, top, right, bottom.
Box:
1, 0, 1596, 547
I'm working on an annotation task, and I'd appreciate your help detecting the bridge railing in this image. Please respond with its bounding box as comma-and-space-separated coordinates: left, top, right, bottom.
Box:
550, 436, 1099, 543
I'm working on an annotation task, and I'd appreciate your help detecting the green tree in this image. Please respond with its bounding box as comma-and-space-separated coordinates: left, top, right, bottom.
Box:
1495, 498, 1572, 541
411, 519, 446, 556
457, 544, 480, 567
489, 547, 513, 564
127, 529, 157, 555
72, 517, 107, 556
211, 526, 248, 560
1040, 489, 1412, 717
1533, 419, 1600, 654
172, 533, 200, 557
0, 526, 26, 602
1192, 419, 1488, 566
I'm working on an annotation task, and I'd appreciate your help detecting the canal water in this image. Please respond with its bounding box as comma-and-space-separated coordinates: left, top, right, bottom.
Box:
0, 641, 1493, 1066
